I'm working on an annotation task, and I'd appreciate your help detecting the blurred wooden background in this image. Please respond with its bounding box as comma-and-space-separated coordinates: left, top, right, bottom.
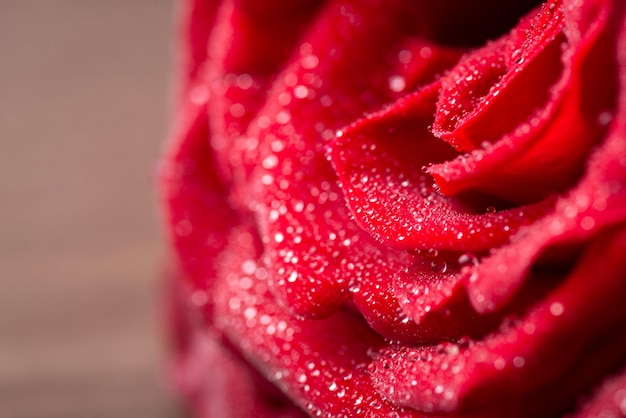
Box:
0, 1, 184, 416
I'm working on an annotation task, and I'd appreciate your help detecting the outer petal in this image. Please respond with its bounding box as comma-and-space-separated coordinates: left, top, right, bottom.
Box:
211, 225, 426, 418
160, 98, 238, 319
171, 313, 307, 418
205, 0, 324, 185
239, 0, 463, 318
371, 225, 626, 416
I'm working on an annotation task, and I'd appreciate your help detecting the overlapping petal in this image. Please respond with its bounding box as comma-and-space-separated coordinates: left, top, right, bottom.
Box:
428, 0, 618, 204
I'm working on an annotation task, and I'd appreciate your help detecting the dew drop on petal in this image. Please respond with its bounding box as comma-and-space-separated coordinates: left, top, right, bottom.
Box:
388, 75, 406, 92
550, 302, 565, 316
513, 356, 526, 368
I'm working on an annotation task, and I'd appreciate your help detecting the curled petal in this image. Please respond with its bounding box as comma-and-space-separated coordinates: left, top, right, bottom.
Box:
329, 82, 554, 252
467, 30, 626, 312
428, 0, 618, 204
432, 0, 565, 152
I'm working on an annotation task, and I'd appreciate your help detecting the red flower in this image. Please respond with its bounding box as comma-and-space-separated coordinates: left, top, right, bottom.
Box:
160, 0, 626, 416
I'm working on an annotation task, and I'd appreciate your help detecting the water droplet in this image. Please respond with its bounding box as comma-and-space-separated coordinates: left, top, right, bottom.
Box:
430, 259, 448, 274
294, 85, 309, 99
301, 55, 319, 69
550, 302, 564, 316
513, 356, 526, 368
458, 253, 478, 266
580, 216, 595, 230
369, 399, 382, 410
427, 249, 439, 258
366, 362, 378, 374
597, 111, 613, 126
398, 50, 412, 64
236, 73, 253, 89
243, 307, 257, 320
276, 111, 291, 124
388, 75, 406, 92
262, 155, 278, 169
190, 290, 207, 307
494, 357, 506, 370
419, 46, 432, 59
230, 103, 245, 118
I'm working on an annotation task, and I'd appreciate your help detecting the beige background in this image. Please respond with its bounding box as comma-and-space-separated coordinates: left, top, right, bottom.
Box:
0, 1, 184, 416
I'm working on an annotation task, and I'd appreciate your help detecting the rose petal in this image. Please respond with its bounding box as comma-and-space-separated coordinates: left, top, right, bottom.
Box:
392, 250, 558, 343
345, 243, 425, 343
177, 0, 220, 100
212, 225, 424, 417
206, 0, 323, 185
329, 82, 554, 252
467, 2, 626, 311
372, 225, 626, 415
240, 0, 466, 318
172, 328, 307, 418
392, 252, 497, 343
432, 0, 564, 152
160, 98, 238, 318
467, 163, 626, 315
428, 0, 617, 204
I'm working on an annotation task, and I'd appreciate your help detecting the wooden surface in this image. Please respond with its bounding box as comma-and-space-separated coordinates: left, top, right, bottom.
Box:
0, 1, 185, 416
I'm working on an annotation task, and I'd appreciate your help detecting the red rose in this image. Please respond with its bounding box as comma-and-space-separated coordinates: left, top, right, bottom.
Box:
160, 0, 626, 416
